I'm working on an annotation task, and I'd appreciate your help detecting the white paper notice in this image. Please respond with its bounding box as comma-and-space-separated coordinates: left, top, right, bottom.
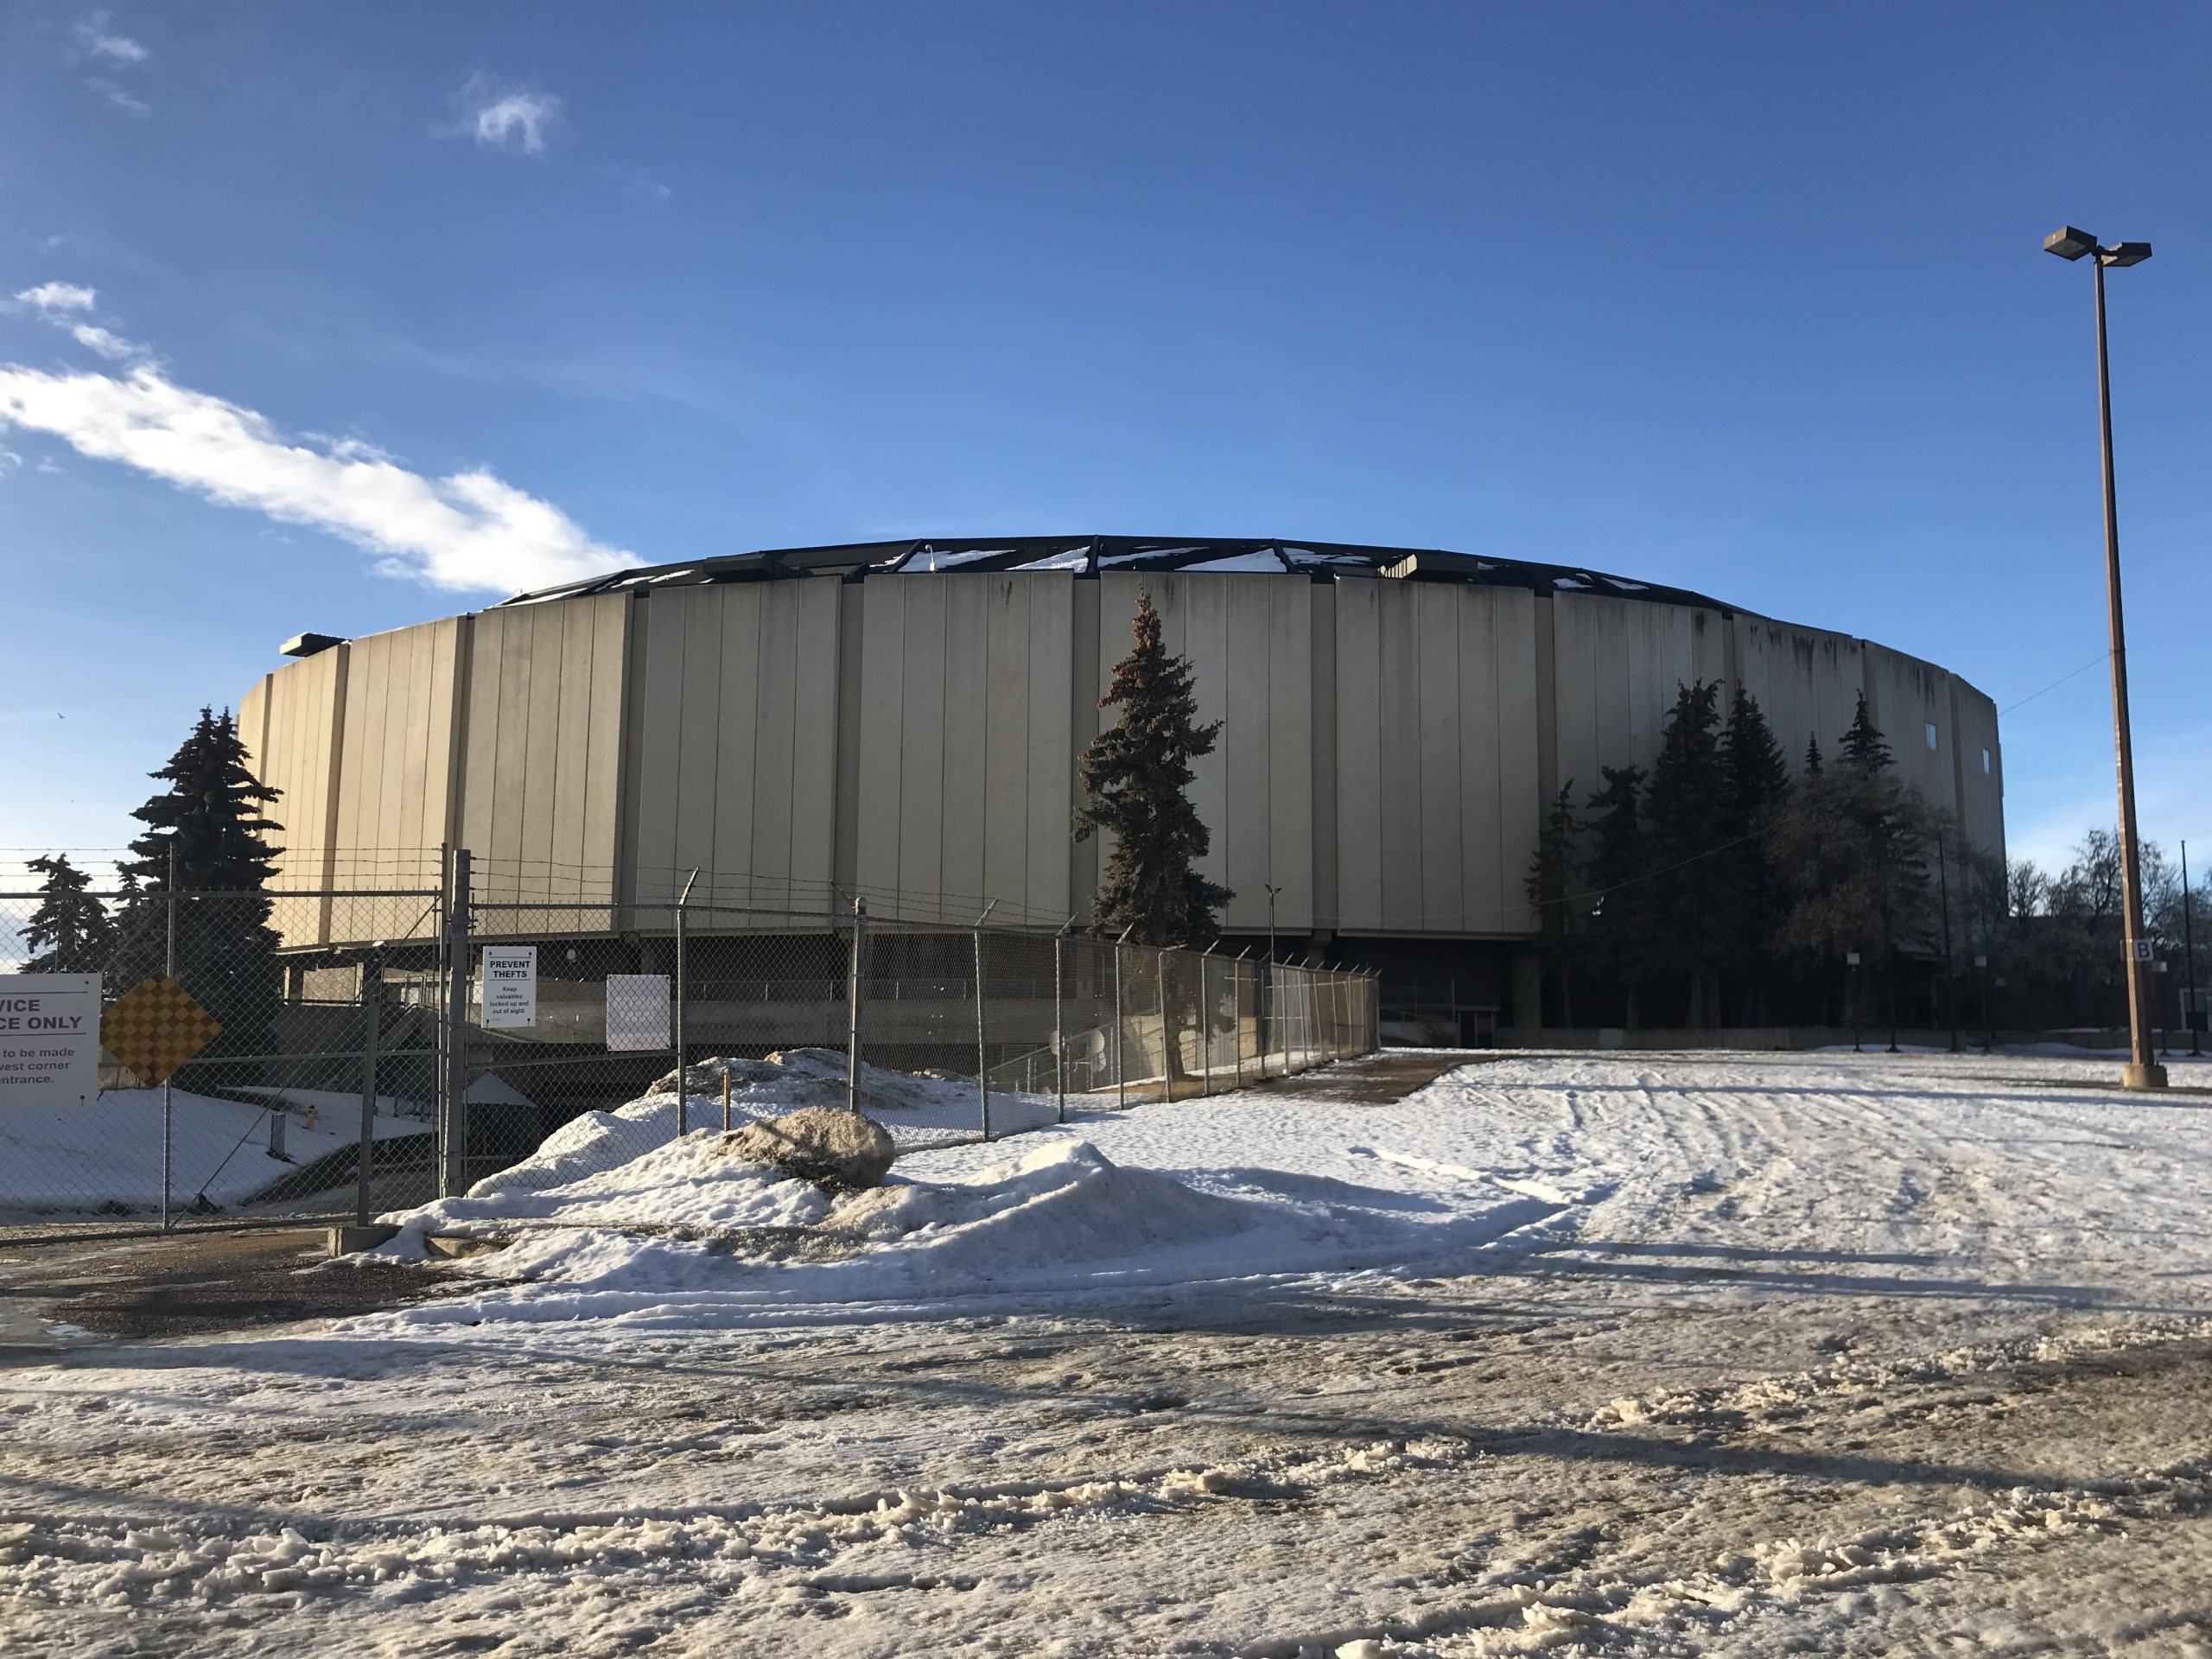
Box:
605, 974, 671, 1052
481, 945, 537, 1030
0, 974, 103, 1108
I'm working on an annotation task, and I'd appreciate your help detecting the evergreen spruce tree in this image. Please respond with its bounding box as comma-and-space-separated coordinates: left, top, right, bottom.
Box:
1074, 594, 1232, 944
1770, 697, 1932, 1046
1840, 691, 1892, 773
1804, 734, 1823, 776
1581, 765, 1648, 1027
1719, 687, 1791, 1018
1641, 680, 1732, 1026
118, 708, 285, 1069
1523, 783, 1580, 1027
21, 854, 114, 974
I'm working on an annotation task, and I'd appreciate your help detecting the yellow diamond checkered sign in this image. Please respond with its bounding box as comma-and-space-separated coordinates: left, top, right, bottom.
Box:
100, 977, 221, 1085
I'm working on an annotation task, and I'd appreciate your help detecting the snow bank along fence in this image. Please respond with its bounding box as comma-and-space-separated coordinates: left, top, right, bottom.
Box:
0, 851, 1378, 1234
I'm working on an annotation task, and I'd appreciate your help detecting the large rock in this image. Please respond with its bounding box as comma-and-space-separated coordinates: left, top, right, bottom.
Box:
725, 1107, 894, 1192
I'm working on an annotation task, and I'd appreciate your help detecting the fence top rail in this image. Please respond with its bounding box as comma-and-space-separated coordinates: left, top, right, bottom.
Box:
0, 887, 444, 901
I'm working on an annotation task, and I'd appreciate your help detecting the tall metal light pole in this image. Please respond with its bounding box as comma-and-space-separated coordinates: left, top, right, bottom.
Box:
2184, 839, 2202, 1058
2044, 225, 2165, 1090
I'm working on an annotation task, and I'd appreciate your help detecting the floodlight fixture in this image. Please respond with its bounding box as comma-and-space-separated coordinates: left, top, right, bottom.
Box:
2044, 226, 2098, 260
2101, 241, 2153, 268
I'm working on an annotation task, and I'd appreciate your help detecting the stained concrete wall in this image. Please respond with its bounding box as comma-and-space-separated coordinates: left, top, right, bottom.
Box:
242, 573, 2006, 947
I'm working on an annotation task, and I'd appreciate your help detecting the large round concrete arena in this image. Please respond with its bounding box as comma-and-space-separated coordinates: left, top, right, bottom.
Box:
241, 536, 2004, 1026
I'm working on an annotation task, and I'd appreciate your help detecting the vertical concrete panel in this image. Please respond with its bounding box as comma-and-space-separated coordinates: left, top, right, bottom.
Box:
711, 588, 761, 900
629, 597, 684, 902
671, 590, 725, 880
520, 607, 564, 879
1309, 584, 1338, 937
898, 579, 947, 911
1222, 580, 1274, 932
750, 586, 799, 907
581, 600, 627, 880
940, 579, 988, 911
1550, 594, 1600, 811
1458, 589, 1504, 933
1267, 581, 1313, 932
1492, 588, 1541, 933
832, 584, 866, 902
460, 615, 505, 864
855, 580, 906, 905
787, 580, 842, 896
1069, 578, 1102, 918
1332, 581, 1383, 932
982, 576, 1030, 912
1025, 576, 1075, 922
428, 616, 463, 856
1376, 585, 1423, 931
1866, 646, 1950, 811
1416, 583, 1465, 931
1179, 577, 1233, 903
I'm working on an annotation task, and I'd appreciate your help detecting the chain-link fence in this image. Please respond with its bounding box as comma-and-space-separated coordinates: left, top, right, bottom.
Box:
0, 877, 444, 1235
0, 849, 1377, 1236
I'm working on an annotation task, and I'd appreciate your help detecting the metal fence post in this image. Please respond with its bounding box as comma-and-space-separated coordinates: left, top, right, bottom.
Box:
1114, 930, 1128, 1109
674, 868, 697, 1135
1233, 950, 1249, 1087
846, 898, 867, 1115
161, 844, 176, 1232
354, 952, 382, 1228
1053, 919, 1070, 1123
1200, 945, 1216, 1096
1155, 948, 1172, 1103
441, 848, 473, 1198
974, 926, 991, 1141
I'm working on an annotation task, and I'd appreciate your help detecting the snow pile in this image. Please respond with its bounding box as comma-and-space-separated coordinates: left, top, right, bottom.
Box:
391, 1134, 836, 1243
371, 1123, 1567, 1326
463, 1049, 1051, 1205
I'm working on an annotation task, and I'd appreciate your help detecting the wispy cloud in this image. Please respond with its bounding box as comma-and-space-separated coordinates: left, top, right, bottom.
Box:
0, 293, 627, 594
448, 73, 563, 156
86, 77, 151, 118
75, 12, 149, 63
15, 283, 98, 313
68, 322, 146, 361
11, 284, 152, 364
73, 14, 152, 116
602, 164, 672, 203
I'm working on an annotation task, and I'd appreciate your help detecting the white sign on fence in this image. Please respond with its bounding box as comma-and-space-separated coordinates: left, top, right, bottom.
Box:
605, 974, 671, 1052
0, 974, 102, 1109
481, 945, 538, 1029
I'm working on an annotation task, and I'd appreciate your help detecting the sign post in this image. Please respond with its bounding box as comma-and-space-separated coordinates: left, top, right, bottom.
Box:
0, 974, 102, 1109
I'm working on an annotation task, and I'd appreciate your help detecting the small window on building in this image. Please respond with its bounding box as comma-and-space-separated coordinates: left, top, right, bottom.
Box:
1925, 722, 1938, 751
1982, 747, 1992, 775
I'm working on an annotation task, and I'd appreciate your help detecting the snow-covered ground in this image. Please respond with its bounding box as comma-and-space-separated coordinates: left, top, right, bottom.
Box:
0, 1087, 424, 1218
5, 1049, 2212, 1656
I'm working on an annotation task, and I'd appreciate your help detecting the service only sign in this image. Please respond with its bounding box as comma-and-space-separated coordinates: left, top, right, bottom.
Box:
0, 974, 102, 1108
480, 945, 538, 1029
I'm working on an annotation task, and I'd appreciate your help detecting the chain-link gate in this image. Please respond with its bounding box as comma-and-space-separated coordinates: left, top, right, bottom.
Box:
3, 849, 1379, 1231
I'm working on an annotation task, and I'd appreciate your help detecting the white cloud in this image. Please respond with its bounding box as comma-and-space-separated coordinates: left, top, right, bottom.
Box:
76, 13, 149, 63
450, 75, 562, 155
69, 322, 145, 361
86, 76, 151, 118
0, 448, 20, 474
15, 283, 98, 313
0, 350, 627, 594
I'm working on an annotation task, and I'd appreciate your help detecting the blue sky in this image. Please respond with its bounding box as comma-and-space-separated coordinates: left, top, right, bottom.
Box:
1, 2, 2204, 877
